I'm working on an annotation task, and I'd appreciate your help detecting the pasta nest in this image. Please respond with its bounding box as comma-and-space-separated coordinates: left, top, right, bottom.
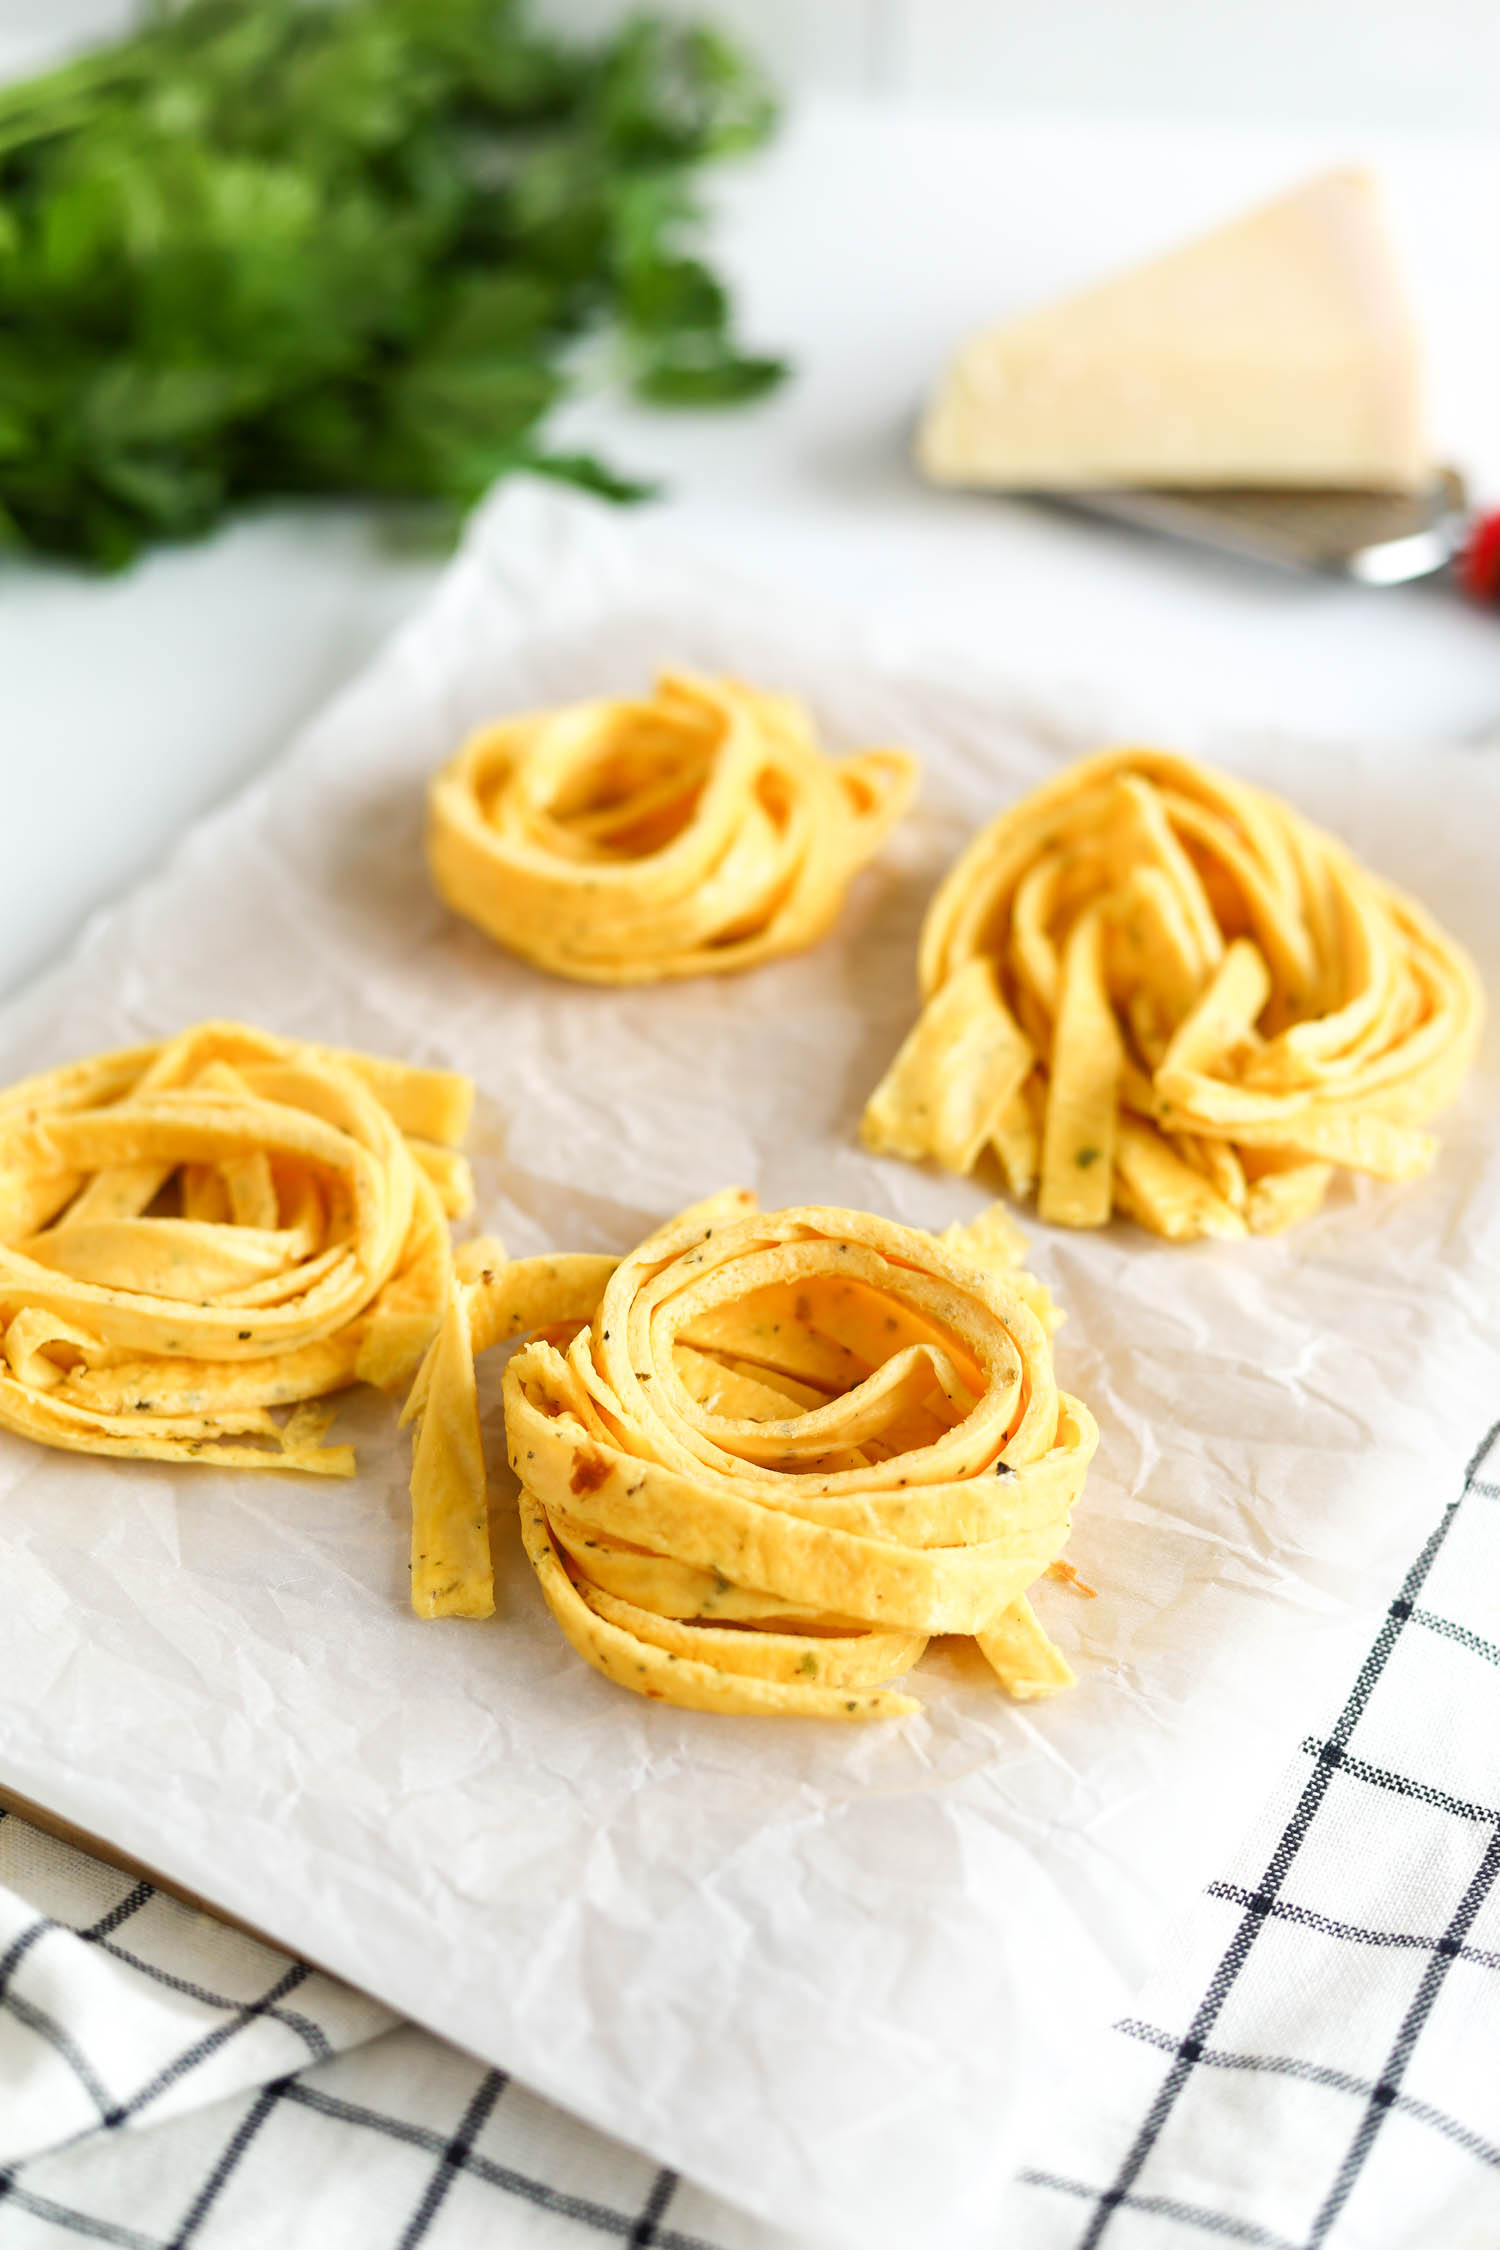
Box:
865, 746, 1483, 1240
404, 1190, 1097, 1718
426, 671, 918, 983
0, 1022, 474, 1472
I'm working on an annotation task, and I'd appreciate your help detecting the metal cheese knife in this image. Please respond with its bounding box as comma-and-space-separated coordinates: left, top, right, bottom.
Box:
1050, 467, 1500, 595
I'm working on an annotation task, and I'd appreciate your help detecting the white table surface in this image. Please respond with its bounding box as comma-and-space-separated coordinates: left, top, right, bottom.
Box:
4, 95, 1499, 1004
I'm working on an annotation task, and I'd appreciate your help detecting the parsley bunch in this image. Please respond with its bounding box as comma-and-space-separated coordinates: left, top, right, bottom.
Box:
0, 0, 786, 568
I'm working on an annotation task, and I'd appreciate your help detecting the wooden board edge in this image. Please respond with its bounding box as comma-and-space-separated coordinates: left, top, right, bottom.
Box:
0, 1778, 323, 1970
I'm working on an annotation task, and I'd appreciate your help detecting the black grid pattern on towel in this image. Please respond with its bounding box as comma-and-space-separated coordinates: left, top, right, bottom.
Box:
1021, 1416, 1500, 2250
0, 2018, 709, 2250
0, 1811, 734, 2250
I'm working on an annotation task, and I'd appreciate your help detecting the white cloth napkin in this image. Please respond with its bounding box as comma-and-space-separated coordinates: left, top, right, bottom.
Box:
1018, 1420, 1500, 2250
0, 1811, 780, 2248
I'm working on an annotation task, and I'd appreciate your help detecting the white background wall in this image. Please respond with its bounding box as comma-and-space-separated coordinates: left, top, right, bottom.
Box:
540, 0, 1499, 136
1, 0, 1495, 136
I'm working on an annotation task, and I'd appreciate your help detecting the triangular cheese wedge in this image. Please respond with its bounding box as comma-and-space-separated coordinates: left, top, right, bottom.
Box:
920, 171, 1427, 493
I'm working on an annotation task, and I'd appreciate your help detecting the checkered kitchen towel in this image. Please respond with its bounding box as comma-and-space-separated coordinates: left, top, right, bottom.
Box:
4, 1421, 1500, 2250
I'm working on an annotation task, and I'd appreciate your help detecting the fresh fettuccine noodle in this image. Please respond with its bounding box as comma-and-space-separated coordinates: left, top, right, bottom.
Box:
403, 1191, 1098, 1717
426, 672, 918, 983
864, 746, 1483, 1240
0, 1022, 475, 1475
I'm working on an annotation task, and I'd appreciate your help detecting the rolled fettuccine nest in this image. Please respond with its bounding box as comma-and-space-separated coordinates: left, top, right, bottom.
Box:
403, 1191, 1098, 1717
426, 671, 918, 983
863, 746, 1483, 1240
0, 1021, 475, 1474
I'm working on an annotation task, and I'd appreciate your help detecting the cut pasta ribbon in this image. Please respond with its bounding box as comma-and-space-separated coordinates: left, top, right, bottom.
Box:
0, 1022, 475, 1475
426, 672, 918, 982
403, 1191, 1098, 1718
864, 747, 1483, 1240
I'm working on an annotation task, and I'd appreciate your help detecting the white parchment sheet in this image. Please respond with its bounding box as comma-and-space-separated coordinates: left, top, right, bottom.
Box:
2, 485, 1499, 2250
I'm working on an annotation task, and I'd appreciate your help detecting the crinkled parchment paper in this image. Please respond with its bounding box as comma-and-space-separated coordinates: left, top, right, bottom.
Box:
2, 485, 1498, 2250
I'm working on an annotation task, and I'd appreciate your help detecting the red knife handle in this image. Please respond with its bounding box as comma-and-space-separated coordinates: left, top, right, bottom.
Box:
1460, 509, 1500, 603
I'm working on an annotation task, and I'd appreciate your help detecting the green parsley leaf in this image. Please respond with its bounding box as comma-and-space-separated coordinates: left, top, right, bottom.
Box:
0, 0, 786, 568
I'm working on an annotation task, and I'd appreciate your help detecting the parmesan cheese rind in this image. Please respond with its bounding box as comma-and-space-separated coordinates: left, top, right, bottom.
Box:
919, 171, 1429, 494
